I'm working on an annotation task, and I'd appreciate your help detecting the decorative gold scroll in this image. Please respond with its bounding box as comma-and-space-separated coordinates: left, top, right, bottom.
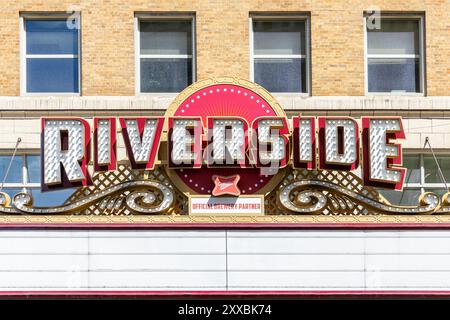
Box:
266, 168, 449, 215
277, 180, 439, 215
0, 180, 174, 215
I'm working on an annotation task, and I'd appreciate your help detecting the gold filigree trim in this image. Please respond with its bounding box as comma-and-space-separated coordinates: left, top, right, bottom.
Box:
0, 214, 450, 225
0, 163, 450, 219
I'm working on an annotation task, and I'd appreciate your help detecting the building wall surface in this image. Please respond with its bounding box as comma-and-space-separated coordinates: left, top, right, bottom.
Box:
0, 0, 449, 295
0, 0, 448, 96
0, 0, 447, 152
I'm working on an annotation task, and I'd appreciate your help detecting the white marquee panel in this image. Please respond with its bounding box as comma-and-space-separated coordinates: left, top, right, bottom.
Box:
0, 230, 450, 292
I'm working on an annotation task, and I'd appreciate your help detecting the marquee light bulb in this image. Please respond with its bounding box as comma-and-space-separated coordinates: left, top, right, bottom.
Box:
169, 117, 203, 168
97, 120, 111, 165
42, 119, 90, 188
120, 117, 164, 170
362, 117, 406, 190
254, 117, 290, 168
40, 115, 407, 192
207, 117, 248, 167
319, 117, 359, 170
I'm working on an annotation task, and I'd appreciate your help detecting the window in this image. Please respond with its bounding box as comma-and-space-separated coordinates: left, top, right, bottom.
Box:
251, 16, 310, 94
379, 154, 450, 206
0, 154, 74, 206
21, 14, 80, 94
136, 15, 195, 93
365, 15, 424, 94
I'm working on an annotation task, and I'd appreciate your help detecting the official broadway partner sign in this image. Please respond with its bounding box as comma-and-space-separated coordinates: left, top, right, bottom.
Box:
2, 78, 445, 218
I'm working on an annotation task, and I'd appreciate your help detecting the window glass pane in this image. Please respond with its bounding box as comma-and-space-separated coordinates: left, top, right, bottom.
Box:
368, 58, 420, 93
424, 156, 450, 183
140, 58, 192, 92
403, 155, 421, 184
253, 20, 306, 55
0, 156, 23, 183
367, 19, 419, 55
254, 58, 306, 93
27, 155, 40, 183
31, 188, 75, 207
1, 188, 23, 201
140, 21, 192, 55
27, 58, 79, 93
378, 188, 421, 206
26, 20, 78, 55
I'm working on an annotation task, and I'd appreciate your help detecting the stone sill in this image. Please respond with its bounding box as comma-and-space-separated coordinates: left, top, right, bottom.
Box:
0, 96, 448, 112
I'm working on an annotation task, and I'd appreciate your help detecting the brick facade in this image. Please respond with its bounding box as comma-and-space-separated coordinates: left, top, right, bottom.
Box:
0, 0, 448, 152
0, 0, 448, 96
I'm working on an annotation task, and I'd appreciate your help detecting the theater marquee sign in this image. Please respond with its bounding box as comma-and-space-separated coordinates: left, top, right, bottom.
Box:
1, 78, 450, 225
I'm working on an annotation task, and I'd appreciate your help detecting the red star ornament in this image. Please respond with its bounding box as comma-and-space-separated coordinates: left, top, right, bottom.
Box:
212, 175, 241, 196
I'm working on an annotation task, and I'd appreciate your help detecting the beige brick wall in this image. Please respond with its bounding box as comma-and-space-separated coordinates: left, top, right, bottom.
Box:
0, 0, 448, 96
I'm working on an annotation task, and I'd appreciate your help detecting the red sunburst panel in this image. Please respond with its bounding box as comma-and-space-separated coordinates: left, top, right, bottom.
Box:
172, 84, 278, 195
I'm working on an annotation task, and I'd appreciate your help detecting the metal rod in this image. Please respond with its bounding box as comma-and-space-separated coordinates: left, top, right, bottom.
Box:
0, 138, 22, 193
424, 136, 449, 191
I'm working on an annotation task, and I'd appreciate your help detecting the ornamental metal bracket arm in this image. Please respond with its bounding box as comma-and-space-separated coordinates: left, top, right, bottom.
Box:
278, 179, 446, 215
0, 180, 174, 215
